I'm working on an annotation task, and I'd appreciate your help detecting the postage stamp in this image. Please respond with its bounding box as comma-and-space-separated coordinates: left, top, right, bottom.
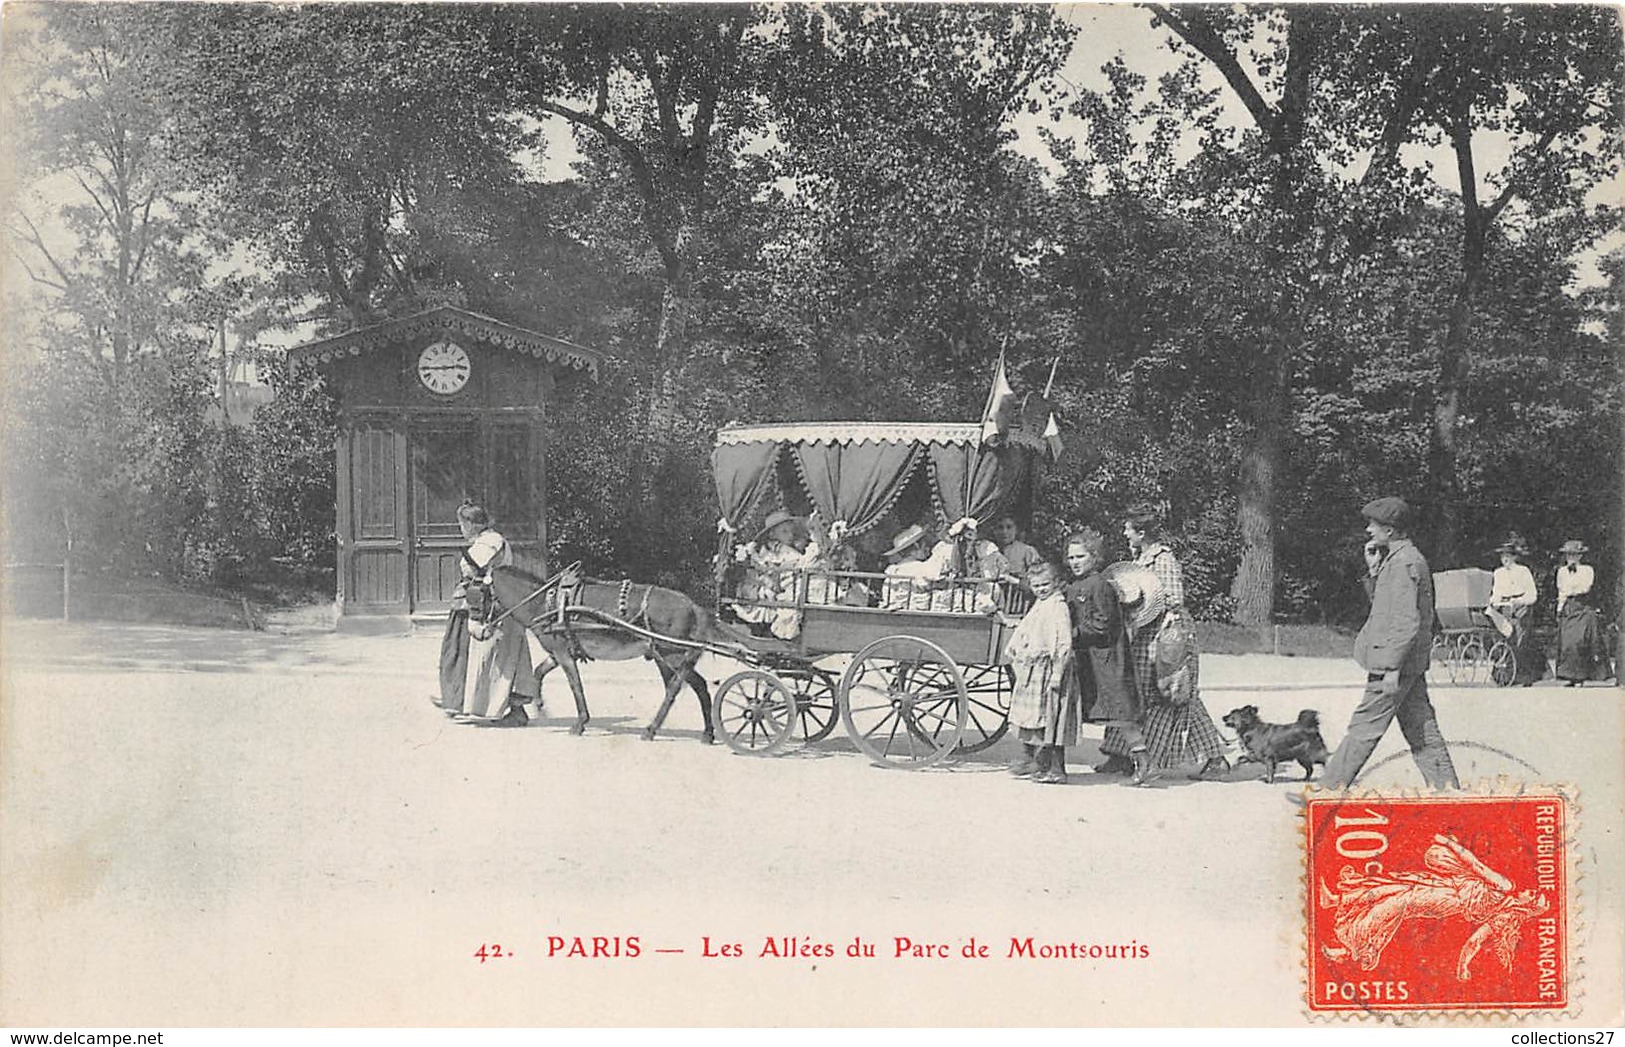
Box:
1305, 794, 1569, 1014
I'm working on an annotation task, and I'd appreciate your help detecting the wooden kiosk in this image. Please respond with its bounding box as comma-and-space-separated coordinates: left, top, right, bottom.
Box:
287, 306, 603, 621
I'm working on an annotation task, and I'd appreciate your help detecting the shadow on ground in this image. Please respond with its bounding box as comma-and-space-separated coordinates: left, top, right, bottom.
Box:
2, 618, 424, 676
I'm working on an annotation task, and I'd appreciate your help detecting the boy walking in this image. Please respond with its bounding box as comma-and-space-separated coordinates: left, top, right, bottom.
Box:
1321, 497, 1460, 791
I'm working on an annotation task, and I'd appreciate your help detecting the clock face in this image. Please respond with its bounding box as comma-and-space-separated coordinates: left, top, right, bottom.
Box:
417, 341, 471, 395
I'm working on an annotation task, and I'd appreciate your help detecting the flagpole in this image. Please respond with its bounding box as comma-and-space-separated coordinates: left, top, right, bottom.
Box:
980, 346, 1006, 428
1043, 356, 1060, 399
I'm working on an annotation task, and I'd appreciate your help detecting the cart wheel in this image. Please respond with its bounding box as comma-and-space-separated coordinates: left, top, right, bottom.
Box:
839, 635, 967, 769
788, 670, 839, 744
1488, 641, 1517, 687
955, 663, 1012, 754
713, 670, 796, 756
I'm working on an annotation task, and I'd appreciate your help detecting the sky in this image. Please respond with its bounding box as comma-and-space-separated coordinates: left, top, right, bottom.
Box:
6, 1, 1620, 360
525, 1, 1617, 286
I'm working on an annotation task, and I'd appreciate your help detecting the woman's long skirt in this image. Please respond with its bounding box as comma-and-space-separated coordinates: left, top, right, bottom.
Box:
436, 610, 470, 709
460, 616, 537, 719
1077, 639, 1140, 724
1101, 616, 1226, 769
1509, 615, 1546, 685
1556, 600, 1611, 682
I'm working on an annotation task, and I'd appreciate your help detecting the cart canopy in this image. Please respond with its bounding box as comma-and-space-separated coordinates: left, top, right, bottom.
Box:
713, 421, 1034, 542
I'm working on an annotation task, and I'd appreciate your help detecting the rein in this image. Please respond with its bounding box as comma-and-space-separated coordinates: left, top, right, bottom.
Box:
483, 565, 777, 670
478, 562, 583, 633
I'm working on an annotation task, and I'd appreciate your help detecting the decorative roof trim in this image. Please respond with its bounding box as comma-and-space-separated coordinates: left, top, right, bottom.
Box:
285, 306, 604, 379
716, 422, 988, 447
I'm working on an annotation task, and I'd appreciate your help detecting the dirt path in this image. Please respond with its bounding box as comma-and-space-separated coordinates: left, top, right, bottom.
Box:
2, 620, 1619, 1026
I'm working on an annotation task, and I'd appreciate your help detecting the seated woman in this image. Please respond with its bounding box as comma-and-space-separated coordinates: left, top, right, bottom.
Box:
803, 514, 872, 609
882, 524, 951, 610
930, 519, 1009, 613
733, 510, 822, 639
1555, 539, 1610, 686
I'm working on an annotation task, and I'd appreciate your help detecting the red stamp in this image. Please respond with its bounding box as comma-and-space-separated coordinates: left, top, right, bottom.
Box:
1306, 795, 1568, 1013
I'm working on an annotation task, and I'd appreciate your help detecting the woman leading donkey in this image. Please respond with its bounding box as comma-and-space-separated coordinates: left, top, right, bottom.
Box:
434, 501, 539, 727
486, 563, 760, 744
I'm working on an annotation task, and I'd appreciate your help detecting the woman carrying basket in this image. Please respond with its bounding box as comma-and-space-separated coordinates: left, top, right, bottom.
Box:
1098, 505, 1229, 782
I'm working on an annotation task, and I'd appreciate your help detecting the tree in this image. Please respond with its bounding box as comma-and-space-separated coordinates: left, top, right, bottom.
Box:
477, 5, 764, 509
1139, 4, 1333, 626
756, 5, 1074, 419
1402, 5, 1623, 564
2, 4, 234, 582
158, 5, 530, 327
1137, 4, 1469, 625
4, 4, 207, 387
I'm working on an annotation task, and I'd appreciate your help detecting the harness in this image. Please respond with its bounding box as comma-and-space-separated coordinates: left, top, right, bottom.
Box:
614, 579, 662, 664
475, 564, 603, 664
475, 561, 582, 634
481, 569, 724, 673
616, 579, 654, 629
462, 537, 508, 626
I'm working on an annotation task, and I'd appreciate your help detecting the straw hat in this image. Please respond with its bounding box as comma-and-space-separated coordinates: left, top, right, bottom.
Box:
885, 524, 931, 559
756, 510, 797, 543
1558, 539, 1589, 556
1103, 561, 1167, 630
1495, 533, 1529, 557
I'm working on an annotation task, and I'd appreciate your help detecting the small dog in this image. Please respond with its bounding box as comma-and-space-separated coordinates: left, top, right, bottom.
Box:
1222, 706, 1330, 784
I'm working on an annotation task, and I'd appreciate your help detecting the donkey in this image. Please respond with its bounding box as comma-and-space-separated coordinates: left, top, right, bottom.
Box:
488, 564, 755, 743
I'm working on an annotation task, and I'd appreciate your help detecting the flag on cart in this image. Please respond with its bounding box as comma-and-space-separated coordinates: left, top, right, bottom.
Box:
1040, 356, 1063, 462
979, 351, 1018, 445
1041, 407, 1063, 462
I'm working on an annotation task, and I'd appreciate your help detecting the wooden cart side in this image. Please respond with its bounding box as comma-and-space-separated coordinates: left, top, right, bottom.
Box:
799, 604, 1009, 665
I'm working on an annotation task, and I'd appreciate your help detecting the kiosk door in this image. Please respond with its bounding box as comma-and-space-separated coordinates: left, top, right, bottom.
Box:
410, 421, 478, 613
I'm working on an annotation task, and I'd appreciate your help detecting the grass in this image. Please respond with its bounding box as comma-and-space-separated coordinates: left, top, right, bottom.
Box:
1197, 621, 1355, 659
5, 567, 333, 631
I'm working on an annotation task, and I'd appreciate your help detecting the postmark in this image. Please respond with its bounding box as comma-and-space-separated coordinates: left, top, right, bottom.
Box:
1305, 794, 1569, 1014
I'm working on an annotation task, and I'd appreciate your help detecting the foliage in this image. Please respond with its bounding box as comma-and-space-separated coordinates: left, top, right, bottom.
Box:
247, 361, 338, 571
4, 3, 1619, 629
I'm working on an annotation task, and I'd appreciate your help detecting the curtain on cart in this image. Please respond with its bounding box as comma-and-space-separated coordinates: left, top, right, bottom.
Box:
926, 442, 1027, 529
712, 441, 781, 580
790, 442, 919, 539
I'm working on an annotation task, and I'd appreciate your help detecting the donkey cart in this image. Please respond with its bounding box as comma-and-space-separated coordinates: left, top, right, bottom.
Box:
707, 421, 1045, 769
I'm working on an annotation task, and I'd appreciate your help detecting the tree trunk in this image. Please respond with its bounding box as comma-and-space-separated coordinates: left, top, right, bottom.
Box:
1431, 99, 1486, 567
624, 253, 695, 521
646, 262, 694, 440
1428, 295, 1471, 567
1155, 7, 1325, 628
1231, 366, 1285, 626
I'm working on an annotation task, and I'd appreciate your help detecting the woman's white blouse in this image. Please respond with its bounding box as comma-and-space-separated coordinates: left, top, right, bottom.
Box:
1490, 564, 1538, 607
1556, 564, 1594, 610
462, 529, 511, 579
